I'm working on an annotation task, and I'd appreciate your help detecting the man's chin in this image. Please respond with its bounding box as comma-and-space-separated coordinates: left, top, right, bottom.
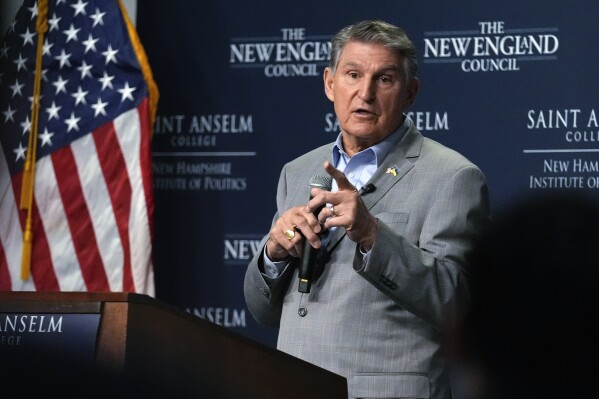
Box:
341, 124, 379, 138
341, 129, 390, 149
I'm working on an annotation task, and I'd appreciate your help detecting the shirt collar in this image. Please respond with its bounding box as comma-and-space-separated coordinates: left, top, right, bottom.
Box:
331, 115, 412, 167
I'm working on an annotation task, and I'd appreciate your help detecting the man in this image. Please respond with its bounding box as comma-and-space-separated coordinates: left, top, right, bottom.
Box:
244, 20, 490, 399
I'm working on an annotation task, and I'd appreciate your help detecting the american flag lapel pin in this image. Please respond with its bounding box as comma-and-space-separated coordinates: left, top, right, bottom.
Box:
386, 166, 398, 176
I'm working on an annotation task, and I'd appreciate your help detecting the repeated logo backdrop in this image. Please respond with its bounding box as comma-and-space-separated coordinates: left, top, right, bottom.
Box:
136, 0, 599, 346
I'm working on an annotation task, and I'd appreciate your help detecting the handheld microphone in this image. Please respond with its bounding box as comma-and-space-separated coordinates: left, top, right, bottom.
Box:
298, 175, 332, 293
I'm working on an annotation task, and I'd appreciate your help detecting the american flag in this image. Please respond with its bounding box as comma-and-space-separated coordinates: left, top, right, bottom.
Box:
0, 0, 157, 294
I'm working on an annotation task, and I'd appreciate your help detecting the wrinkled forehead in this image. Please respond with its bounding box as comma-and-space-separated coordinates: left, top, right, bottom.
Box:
336, 41, 405, 72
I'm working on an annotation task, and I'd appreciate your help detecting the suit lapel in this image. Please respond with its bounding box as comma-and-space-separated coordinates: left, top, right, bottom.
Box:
286, 147, 332, 208
326, 125, 424, 251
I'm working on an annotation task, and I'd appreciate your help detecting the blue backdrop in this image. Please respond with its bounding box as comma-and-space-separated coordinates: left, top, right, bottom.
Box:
136, 0, 599, 347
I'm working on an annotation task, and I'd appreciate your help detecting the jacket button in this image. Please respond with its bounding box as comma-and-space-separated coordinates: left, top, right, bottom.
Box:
261, 287, 270, 298
298, 307, 308, 317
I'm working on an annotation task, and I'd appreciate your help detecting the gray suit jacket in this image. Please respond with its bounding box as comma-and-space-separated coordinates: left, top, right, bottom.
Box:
244, 123, 491, 399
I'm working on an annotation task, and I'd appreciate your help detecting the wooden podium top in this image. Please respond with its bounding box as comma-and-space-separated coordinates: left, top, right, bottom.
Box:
0, 291, 348, 398
0, 291, 149, 312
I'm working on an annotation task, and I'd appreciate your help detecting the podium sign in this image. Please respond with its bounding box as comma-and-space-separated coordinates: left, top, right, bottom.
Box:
0, 312, 100, 363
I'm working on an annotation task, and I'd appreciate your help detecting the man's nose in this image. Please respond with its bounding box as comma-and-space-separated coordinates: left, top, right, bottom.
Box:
357, 79, 376, 101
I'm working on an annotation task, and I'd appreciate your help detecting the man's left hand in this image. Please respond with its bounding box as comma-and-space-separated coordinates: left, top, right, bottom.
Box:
306, 161, 378, 251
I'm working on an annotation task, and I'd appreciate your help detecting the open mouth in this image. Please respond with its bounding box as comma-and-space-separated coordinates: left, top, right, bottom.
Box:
354, 108, 376, 116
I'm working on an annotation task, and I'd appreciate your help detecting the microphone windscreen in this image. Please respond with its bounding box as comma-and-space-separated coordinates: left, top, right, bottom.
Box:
309, 175, 332, 191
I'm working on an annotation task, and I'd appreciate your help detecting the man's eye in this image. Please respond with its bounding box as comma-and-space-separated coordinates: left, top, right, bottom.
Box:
344, 72, 360, 85
379, 76, 394, 84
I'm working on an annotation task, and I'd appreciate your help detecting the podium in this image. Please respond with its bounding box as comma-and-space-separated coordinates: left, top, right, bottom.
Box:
0, 292, 347, 398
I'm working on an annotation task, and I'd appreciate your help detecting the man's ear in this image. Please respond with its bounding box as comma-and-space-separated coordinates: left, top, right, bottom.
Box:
323, 67, 335, 102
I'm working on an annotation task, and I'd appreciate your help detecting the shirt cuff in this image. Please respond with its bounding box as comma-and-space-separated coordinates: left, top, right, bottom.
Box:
263, 246, 289, 278
360, 246, 371, 268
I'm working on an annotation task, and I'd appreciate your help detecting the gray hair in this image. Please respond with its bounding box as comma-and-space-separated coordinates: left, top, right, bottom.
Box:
329, 20, 418, 83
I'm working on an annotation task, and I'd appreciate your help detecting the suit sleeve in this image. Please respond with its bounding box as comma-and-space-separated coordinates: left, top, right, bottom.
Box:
243, 164, 297, 327
243, 238, 297, 327
354, 165, 491, 329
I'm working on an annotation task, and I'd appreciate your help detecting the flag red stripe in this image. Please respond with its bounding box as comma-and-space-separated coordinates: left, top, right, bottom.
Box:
93, 121, 134, 291
51, 147, 110, 291
138, 99, 155, 240
29, 200, 60, 291
13, 172, 60, 291
0, 242, 11, 290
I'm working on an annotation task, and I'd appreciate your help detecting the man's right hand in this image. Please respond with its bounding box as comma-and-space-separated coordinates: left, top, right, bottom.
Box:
266, 205, 324, 261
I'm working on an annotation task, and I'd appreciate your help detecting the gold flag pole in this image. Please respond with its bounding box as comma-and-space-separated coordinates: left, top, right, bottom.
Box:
19, 0, 49, 280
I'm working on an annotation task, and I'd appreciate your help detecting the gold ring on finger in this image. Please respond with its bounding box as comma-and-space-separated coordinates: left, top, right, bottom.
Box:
283, 229, 296, 240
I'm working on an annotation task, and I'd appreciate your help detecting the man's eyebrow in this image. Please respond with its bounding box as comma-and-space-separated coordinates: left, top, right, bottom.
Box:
341, 61, 361, 69
340, 62, 401, 73
379, 64, 401, 73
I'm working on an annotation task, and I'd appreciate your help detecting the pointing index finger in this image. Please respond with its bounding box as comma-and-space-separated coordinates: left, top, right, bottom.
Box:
323, 161, 355, 192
